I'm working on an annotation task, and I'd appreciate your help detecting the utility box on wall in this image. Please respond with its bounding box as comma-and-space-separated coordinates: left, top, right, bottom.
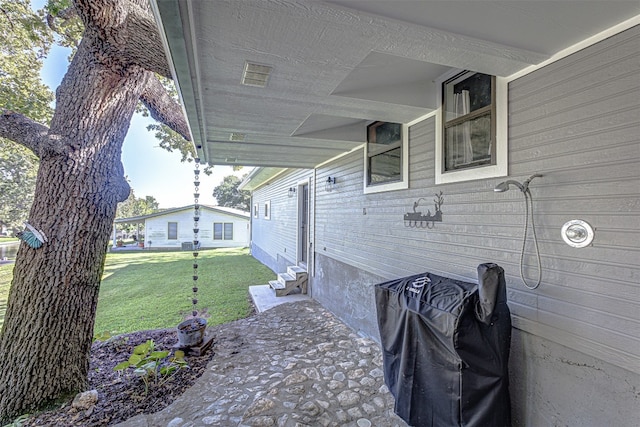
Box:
375, 263, 511, 427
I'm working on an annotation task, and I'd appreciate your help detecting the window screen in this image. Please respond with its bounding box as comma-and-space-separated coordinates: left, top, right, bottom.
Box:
443, 72, 495, 172
367, 121, 403, 185
213, 223, 223, 240
224, 223, 233, 240
168, 222, 178, 240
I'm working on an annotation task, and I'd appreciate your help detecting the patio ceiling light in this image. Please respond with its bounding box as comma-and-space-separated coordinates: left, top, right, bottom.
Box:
241, 62, 272, 87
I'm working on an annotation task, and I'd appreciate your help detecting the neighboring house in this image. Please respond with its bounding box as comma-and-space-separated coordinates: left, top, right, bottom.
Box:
114, 205, 250, 249
154, 2, 639, 425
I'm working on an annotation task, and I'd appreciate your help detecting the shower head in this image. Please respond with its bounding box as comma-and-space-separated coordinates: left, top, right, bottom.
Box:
522, 174, 543, 191
494, 180, 525, 192
494, 174, 543, 193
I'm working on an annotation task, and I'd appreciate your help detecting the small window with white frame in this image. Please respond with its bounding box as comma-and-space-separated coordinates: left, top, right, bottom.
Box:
436, 70, 507, 184
364, 121, 409, 194
167, 222, 178, 240
214, 222, 234, 240
264, 201, 271, 220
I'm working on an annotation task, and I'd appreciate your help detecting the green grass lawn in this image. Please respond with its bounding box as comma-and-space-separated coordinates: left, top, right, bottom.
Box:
0, 247, 275, 335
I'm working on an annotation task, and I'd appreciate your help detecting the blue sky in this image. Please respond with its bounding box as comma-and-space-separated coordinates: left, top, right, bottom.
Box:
34, 2, 245, 208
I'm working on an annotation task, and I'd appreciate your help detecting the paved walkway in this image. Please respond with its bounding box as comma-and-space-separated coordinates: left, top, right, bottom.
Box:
117, 300, 407, 427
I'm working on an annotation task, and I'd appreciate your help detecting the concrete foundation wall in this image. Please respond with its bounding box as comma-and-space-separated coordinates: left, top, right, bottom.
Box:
509, 328, 640, 426
312, 252, 385, 341
312, 252, 640, 426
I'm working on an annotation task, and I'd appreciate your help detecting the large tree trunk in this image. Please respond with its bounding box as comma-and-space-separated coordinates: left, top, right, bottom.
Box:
0, 36, 147, 420
0, 0, 190, 420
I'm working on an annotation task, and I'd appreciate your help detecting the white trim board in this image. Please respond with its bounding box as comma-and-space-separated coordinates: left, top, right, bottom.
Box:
507, 15, 640, 82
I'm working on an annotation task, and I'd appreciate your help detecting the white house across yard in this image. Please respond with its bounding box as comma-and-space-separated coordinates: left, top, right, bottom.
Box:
113, 205, 249, 249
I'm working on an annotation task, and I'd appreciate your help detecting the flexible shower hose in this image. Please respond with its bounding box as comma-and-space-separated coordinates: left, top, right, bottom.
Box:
520, 189, 542, 289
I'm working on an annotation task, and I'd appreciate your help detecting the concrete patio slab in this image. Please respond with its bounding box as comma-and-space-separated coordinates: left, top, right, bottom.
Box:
249, 284, 310, 313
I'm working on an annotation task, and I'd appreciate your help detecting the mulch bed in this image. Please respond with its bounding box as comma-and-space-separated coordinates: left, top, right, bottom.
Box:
20, 297, 259, 426
20, 297, 257, 426
23, 328, 217, 426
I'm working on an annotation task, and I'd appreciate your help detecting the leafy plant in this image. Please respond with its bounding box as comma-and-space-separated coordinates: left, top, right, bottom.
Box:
2, 413, 30, 427
113, 339, 187, 395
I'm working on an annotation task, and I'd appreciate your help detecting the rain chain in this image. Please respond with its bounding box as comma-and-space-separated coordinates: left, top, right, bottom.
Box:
191, 158, 201, 317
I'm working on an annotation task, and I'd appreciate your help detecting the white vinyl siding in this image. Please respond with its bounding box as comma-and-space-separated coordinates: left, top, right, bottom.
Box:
250, 169, 314, 273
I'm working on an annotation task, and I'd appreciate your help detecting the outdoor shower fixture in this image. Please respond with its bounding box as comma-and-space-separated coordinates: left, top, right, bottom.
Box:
494, 174, 543, 193
494, 174, 543, 290
493, 180, 524, 193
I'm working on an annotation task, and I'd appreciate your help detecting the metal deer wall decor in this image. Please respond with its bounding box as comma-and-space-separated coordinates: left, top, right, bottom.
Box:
404, 191, 444, 229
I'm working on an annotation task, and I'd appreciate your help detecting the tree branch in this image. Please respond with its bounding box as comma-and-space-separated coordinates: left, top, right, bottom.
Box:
1, 7, 14, 30
121, 1, 173, 78
46, 5, 78, 32
139, 74, 191, 141
73, 0, 172, 78
0, 110, 60, 158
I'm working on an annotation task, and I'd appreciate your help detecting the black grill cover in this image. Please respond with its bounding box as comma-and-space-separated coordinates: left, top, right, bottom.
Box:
375, 263, 511, 427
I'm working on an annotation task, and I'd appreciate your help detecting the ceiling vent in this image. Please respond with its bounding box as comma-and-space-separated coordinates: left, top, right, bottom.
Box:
229, 133, 246, 142
241, 62, 272, 87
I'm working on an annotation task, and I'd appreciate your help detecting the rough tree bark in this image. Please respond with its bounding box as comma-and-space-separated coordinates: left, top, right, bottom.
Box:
0, 0, 190, 421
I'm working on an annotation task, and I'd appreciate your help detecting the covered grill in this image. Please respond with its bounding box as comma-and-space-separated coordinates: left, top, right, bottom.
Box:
375, 263, 511, 426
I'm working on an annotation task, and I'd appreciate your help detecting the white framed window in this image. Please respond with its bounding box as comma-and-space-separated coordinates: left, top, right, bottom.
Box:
253, 203, 258, 218
264, 201, 271, 220
167, 222, 178, 240
224, 223, 233, 240
213, 223, 223, 240
214, 222, 234, 240
363, 121, 409, 194
435, 70, 508, 184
